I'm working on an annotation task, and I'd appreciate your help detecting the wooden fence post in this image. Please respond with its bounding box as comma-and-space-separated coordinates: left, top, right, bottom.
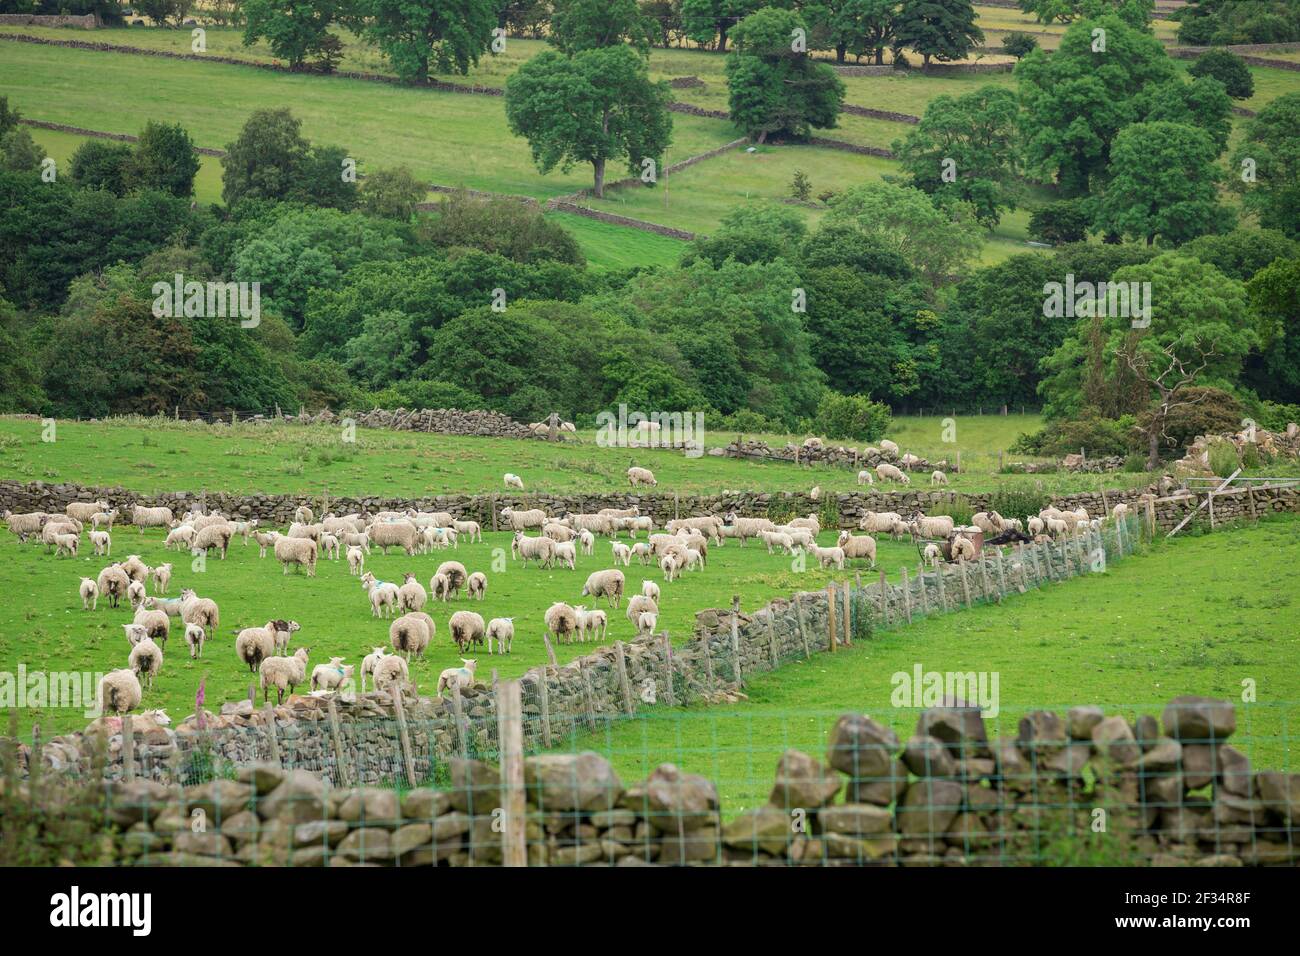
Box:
730, 595, 744, 685
793, 593, 813, 658
841, 581, 852, 646
878, 569, 889, 628
959, 561, 973, 609
900, 567, 913, 623
826, 585, 837, 650
978, 553, 995, 603
995, 548, 1008, 597
936, 563, 948, 611
391, 686, 417, 789
702, 635, 716, 692
537, 670, 552, 749
122, 715, 134, 783
614, 641, 635, 716
450, 683, 469, 760
541, 634, 558, 668
917, 564, 930, 616
264, 703, 281, 765
496, 679, 527, 867
661, 634, 676, 707
579, 659, 598, 726
327, 697, 351, 788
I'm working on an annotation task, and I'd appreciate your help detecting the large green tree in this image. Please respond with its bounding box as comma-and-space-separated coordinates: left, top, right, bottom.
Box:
804, 0, 900, 64
127, 121, 201, 198
350, 0, 497, 85
1232, 93, 1300, 240
549, 0, 655, 54
893, 0, 984, 67
242, 0, 344, 70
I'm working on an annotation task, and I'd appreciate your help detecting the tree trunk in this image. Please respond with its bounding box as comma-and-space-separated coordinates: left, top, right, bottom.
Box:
836, 43, 847, 63
592, 157, 606, 199
1146, 417, 1162, 471
875, 46, 884, 65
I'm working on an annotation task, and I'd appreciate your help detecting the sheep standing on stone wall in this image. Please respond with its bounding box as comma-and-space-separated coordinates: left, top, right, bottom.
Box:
260, 647, 310, 705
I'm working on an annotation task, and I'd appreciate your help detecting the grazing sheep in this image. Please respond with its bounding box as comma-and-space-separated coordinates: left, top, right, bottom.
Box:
543, 522, 578, 543
270, 619, 301, 655
67, 500, 108, 523
580, 568, 625, 608
311, 658, 353, 693
467, 571, 487, 600
3, 510, 48, 543
720, 513, 774, 547
398, 572, 428, 613
486, 617, 514, 654
876, 463, 909, 484
544, 602, 580, 644
361, 572, 400, 617
637, 611, 658, 636
625, 594, 657, 626
79, 577, 99, 611
923, 543, 943, 568
131, 505, 174, 533
370, 520, 418, 556
451, 519, 481, 543
128, 637, 163, 691
512, 532, 557, 569
574, 606, 606, 643
879, 439, 899, 456
97, 565, 130, 609
610, 541, 632, 566
260, 648, 311, 705
274, 536, 318, 576
191, 523, 234, 560
857, 469, 874, 486
97, 669, 142, 715
503, 473, 525, 490
178, 588, 219, 640
500, 507, 546, 531
346, 545, 365, 576
931, 470, 948, 486
909, 513, 956, 538
436, 561, 468, 599
118, 554, 150, 583
631, 542, 652, 565
360, 647, 388, 692
627, 466, 657, 487
859, 511, 902, 535
836, 531, 877, 568
184, 622, 206, 659
900, 453, 921, 468
809, 543, 846, 570
165, 525, 196, 551
53, 532, 80, 558
373, 654, 410, 693
235, 623, 278, 673
89, 529, 111, 556
436, 659, 476, 695
761, 530, 797, 555
449, 611, 486, 653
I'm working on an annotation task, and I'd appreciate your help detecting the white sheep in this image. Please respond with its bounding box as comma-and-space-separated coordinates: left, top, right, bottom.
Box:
627, 466, 657, 487
341, 530, 371, 554
319, 532, 340, 560
260, 647, 310, 705
931, 470, 948, 486
720, 513, 774, 547
500, 507, 546, 531
132, 608, 170, 648
1027, 516, 1045, 536
1111, 502, 1130, 521
579, 529, 596, 555
659, 553, 680, 582
810, 486, 821, 501
150, 562, 172, 594
637, 611, 658, 635
761, 530, 796, 555
1045, 517, 1069, 538
430, 572, 452, 603
453, 519, 482, 543
631, 542, 652, 565
373, 654, 411, 694
486, 617, 514, 654
512, 531, 556, 569
191, 522, 233, 559
951, 535, 977, 562
274, 536, 318, 576
360, 647, 388, 692
91, 509, 118, 530
270, 619, 301, 655
554, 540, 577, 570
235, 623, 278, 673
128, 637, 163, 691
118, 554, 150, 583
467, 571, 488, 600
90, 529, 111, 556
97, 669, 142, 715
164, 525, 196, 551
131, 505, 174, 533
361, 572, 400, 617
436, 658, 476, 695
879, 439, 900, 456
544, 602, 579, 644
127, 580, 147, 611
79, 577, 99, 611
436, 561, 468, 599
580, 568, 625, 607
857, 469, 874, 486
53, 532, 80, 558
398, 572, 428, 612
448, 610, 485, 653
184, 622, 206, 660
67, 500, 108, 523
808, 543, 846, 570
97, 565, 130, 608
503, 473, 525, 490
923, 543, 943, 568
370, 520, 418, 556
294, 505, 314, 525
611, 541, 632, 566
544, 522, 578, 543
574, 606, 606, 643
311, 658, 353, 693
625, 594, 658, 626
909, 514, 956, 538
876, 463, 909, 484
836, 531, 877, 568
346, 545, 365, 576
178, 588, 219, 641
642, 579, 661, 604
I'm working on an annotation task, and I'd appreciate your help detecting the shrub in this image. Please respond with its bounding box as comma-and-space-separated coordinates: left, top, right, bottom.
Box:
928, 494, 974, 526
1028, 199, 1090, 246
1012, 416, 1133, 458
812, 391, 891, 442
1002, 32, 1038, 60
1188, 49, 1255, 100
1206, 437, 1240, 477
988, 486, 1051, 522
790, 169, 812, 201
714, 408, 784, 434
1135, 387, 1243, 454
68, 140, 134, 196
1256, 401, 1300, 432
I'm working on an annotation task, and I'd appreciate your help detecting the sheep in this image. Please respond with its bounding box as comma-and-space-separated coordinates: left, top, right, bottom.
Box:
127, 580, 147, 611
666, 516, 724, 545
229, 519, 258, 544
128, 637, 163, 691
191, 522, 234, 559
390, 613, 436, 659
675, 529, 710, 559
631, 542, 652, 565
150, 562, 172, 594
720, 513, 774, 547
89, 509, 118, 531
761, 530, 796, 555
467, 571, 487, 600
131, 505, 174, 533
346, 545, 365, 576
360, 647, 388, 692
235, 623, 278, 673
453, 519, 482, 543
178, 588, 219, 640
503, 473, 525, 490
563, 513, 615, 537
53, 532, 80, 558
319, 532, 340, 560
294, 505, 314, 525
923, 543, 943, 568
132, 607, 170, 647
123, 623, 150, 647
1045, 517, 1069, 539
971, 512, 1002, 537
311, 658, 353, 693
578, 528, 596, 555
164, 524, 196, 551
500, 507, 546, 531
486, 617, 515, 654
340, 530, 371, 554
1111, 502, 1130, 522
1027, 516, 1045, 536
274, 536, 318, 576
436, 659, 476, 695
859, 511, 902, 535
430, 572, 452, 603
97, 669, 142, 715
876, 463, 909, 484
361, 572, 400, 617
809, 486, 821, 502
67, 500, 108, 523
574, 606, 606, 643
808, 543, 846, 570
373, 654, 411, 694
836, 531, 877, 568
260, 648, 310, 705
3, 510, 48, 543
637, 611, 658, 636
900, 453, 921, 468
909, 513, 956, 538
641, 579, 661, 604
599, 506, 641, 519
857, 469, 874, 486
931, 470, 948, 486
270, 619, 301, 655
879, 439, 900, 456
84, 529, 110, 557
143, 595, 184, 619
370, 520, 418, 556
512, 532, 557, 569
544, 602, 580, 644
79, 577, 99, 611
118, 554, 150, 583
625, 594, 658, 626
97, 565, 130, 608
950, 535, 977, 562
449, 611, 486, 653
544, 522, 578, 543
627, 466, 657, 487
182, 621, 206, 660
611, 541, 632, 566
436, 561, 468, 599
398, 572, 428, 612
659, 553, 680, 582
193, 512, 231, 532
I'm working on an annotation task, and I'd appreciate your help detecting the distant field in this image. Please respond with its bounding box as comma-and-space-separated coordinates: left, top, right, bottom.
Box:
26, 126, 225, 204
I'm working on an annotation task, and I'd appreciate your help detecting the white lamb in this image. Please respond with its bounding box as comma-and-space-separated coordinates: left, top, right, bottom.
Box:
436, 658, 476, 695
503, 473, 525, 490
453, 520, 482, 543
659, 553, 680, 582
347, 545, 365, 576
611, 541, 632, 566
637, 611, 658, 635
579, 529, 596, 555
574, 606, 606, 644
923, 543, 943, 568
627, 466, 657, 487
319, 532, 340, 560
857, 469, 874, 486
311, 658, 353, 693
467, 571, 488, 600
127, 580, 147, 611
931, 470, 948, 486
361, 572, 400, 617
150, 562, 172, 594
79, 577, 99, 611
486, 617, 515, 654
184, 622, 206, 660
808, 543, 846, 570
642, 579, 661, 603
90, 530, 111, 556
360, 647, 388, 692
554, 540, 577, 570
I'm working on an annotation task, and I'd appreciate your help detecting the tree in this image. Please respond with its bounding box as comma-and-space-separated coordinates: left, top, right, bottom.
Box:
1001, 31, 1038, 58
724, 8, 845, 143
549, 0, 655, 54
505, 45, 672, 198
0, 97, 21, 138
892, 84, 1021, 228
127, 121, 200, 197
242, 0, 343, 70
221, 108, 310, 205
1245, 256, 1300, 403
1028, 199, 1090, 245
1019, 0, 1154, 27
1188, 48, 1255, 100
359, 166, 427, 219
680, 0, 760, 51
69, 140, 134, 196
290, 143, 358, 209
350, 0, 497, 85
804, 0, 901, 65
683, 202, 808, 267
0, 297, 46, 413
1139, 75, 1232, 155
1181, 228, 1298, 281
1016, 14, 1174, 195
893, 0, 984, 67
0, 127, 46, 173
1232, 93, 1300, 240
1094, 122, 1222, 246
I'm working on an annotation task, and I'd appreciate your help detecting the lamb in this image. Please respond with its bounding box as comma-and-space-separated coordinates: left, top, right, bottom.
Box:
373, 655, 410, 694
360, 647, 388, 692
675, 529, 710, 560
42, 519, 80, 553
97, 565, 130, 608
53, 532, 80, 558
1111, 502, 1130, 521
636, 610, 658, 635
128, 637, 163, 691
909, 513, 956, 538
260, 647, 311, 705
430, 572, 452, 603
311, 658, 353, 693
79, 577, 99, 611
229, 519, 259, 544
436, 561, 468, 598
143, 595, 184, 618
340, 530, 371, 554
191, 522, 235, 558
875, 463, 909, 484
808, 543, 846, 570
923, 543, 943, 568
500, 507, 546, 531
761, 530, 796, 555
879, 439, 900, 456
346, 545, 365, 576
270, 619, 301, 655
274, 535, 318, 576
544, 522, 578, 543
579, 529, 596, 555
97, 669, 142, 715
182, 621, 206, 660
467, 571, 488, 600
164, 524, 196, 551
931, 470, 948, 486
1045, 517, 1069, 538
809, 486, 821, 501
836, 531, 877, 568
453, 519, 482, 543
625, 593, 657, 625
370, 520, 418, 556
86, 529, 111, 558
294, 505, 314, 525
857, 469, 874, 486
666, 516, 724, 545
623, 516, 654, 538
627, 466, 657, 487
512, 532, 556, 569
1027, 516, 1045, 536
127, 580, 147, 611
611, 541, 632, 566
235, 623, 278, 673
642, 579, 661, 604
774, 526, 815, 550
149, 563, 172, 596
398, 572, 428, 612
4, 510, 48, 542
544, 602, 580, 644
660, 553, 680, 582
574, 606, 606, 643
66, 500, 109, 523
178, 588, 219, 640
319, 532, 340, 560
90, 509, 118, 530
436, 658, 476, 695
123, 623, 150, 647
950, 535, 977, 562
503, 473, 525, 490
486, 617, 515, 654
361, 572, 400, 617
859, 511, 902, 535
131, 505, 174, 532
118, 554, 150, 583
448, 610, 486, 653
631, 542, 652, 565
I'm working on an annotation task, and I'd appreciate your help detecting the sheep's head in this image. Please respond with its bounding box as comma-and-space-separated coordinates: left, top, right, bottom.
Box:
295, 647, 310, 661
461, 659, 477, 671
